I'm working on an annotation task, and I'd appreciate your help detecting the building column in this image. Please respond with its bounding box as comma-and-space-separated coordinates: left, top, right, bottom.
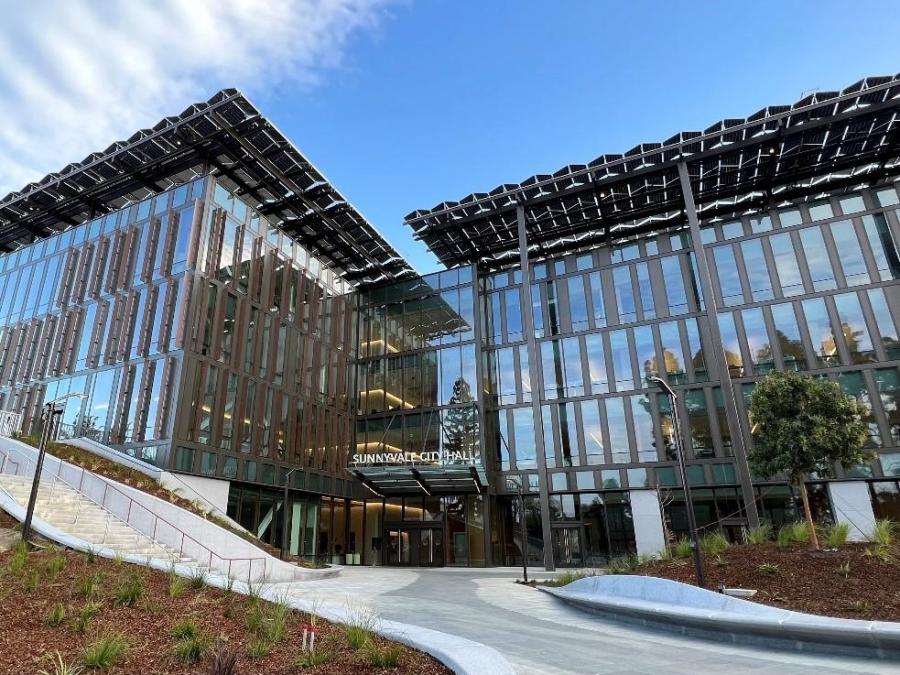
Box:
516, 204, 556, 570
470, 262, 493, 566
629, 489, 667, 556
676, 161, 761, 528
828, 481, 876, 542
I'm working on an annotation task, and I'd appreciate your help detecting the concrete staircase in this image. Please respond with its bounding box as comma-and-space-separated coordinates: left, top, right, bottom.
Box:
0, 474, 189, 563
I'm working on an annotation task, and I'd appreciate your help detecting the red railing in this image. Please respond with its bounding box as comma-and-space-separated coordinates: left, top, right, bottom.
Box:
0, 444, 271, 581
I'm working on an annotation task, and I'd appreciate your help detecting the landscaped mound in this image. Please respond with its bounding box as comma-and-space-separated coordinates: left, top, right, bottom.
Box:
0, 545, 450, 674
635, 537, 900, 622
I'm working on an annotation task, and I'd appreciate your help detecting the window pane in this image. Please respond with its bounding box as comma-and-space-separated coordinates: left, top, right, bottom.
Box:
613, 267, 636, 323
581, 399, 604, 464
862, 214, 900, 281
685, 390, 714, 458
742, 307, 774, 375
809, 201, 834, 221
588, 272, 606, 328
660, 255, 688, 315
874, 368, 900, 446
512, 407, 536, 469
608, 330, 634, 391
721, 221, 744, 240
541, 340, 563, 400
799, 227, 836, 291
584, 334, 608, 394
833, 292, 875, 364
605, 397, 630, 463
685, 319, 707, 382
868, 287, 900, 360
712, 245, 743, 306
770, 302, 807, 371
741, 238, 774, 302
717, 312, 744, 377
558, 402, 580, 467
635, 262, 655, 320
504, 288, 523, 342
837, 372, 881, 448
801, 297, 839, 367
769, 233, 805, 297
658, 321, 687, 385
829, 220, 869, 286
633, 324, 657, 386
630, 395, 656, 462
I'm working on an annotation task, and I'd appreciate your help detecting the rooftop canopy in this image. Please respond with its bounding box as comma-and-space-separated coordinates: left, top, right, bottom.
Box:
406, 74, 900, 270
0, 89, 413, 286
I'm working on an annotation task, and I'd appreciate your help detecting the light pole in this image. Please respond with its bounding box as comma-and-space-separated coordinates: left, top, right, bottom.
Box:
650, 377, 706, 588
21, 393, 86, 545
280, 467, 301, 560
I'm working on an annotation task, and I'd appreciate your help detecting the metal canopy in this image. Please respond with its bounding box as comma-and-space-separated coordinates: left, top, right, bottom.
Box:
352, 465, 486, 497
0, 89, 414, 286
406, 74, 900, 269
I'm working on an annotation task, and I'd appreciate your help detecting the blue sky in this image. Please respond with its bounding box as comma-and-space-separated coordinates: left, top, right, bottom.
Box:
2, 1, 900, 273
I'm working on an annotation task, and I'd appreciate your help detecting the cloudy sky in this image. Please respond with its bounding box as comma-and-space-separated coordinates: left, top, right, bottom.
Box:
2, 1, 900, 272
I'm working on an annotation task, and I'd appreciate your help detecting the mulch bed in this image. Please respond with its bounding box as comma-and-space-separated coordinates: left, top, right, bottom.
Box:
636, 542, 900, 621
0, 548, 450, 675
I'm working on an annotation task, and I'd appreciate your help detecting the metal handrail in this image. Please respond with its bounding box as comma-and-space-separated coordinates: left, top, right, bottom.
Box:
0, 445, 270, 580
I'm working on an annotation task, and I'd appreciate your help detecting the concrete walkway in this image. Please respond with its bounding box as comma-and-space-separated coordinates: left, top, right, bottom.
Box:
274, 567, 897, 674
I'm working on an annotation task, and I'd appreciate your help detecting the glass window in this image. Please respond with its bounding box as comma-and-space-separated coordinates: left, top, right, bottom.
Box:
627, 468, 649, 488
685, 390, 713, 459
701, 227, 717, 245
721, 221, 744, 240
876, 186, 900, 207
613, 267, 636, 323
588, 272, 606, 328
809, 201, 834, 221
558, 402, 580, 467
712, 244, 743, 306
567, 276, 589, 332
801, 297, 839, 367
712, 463, 736, 485
833, 292, 875, 364
541, 340, 564, 400
829, 220, 869, 286
874, 368, 900, 446
750, 214, 772, 233
576, 471, 595, 491
741, 238, 774, 302
635, 262, 655, 320
605, 397, 630, 463
563, 337, 584, 397
770, 302, 807, 371
799, 227, 837, 291
611, 244, 639, 263
660, 255, 688, 315
504, 288, 523, 342
837, 372, 881, 448
867, 287, 900, 360
768, 232, 805, 297
512, 407, 536, 469
717, 312, 744, 377
580, 399, 604, 464
633, 325, 657, 386
576, 254, 593, 271
658, 321, 687, 385
839, 195, 865, 215
585, 333, 608, 394
531, 285, 544, 338
778, 208, 803, 227
608, 330, 634, 392
742, 307, 774, 374
862, 214, 900, 281
880, 454, 900, 478
630, 395, 656, 462
685, 319, 707, 381
546, 281, 561, 336
601, 470, 621, 489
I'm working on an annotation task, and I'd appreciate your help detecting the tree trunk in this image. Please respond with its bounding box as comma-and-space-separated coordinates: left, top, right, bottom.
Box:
796, 475, 820, 550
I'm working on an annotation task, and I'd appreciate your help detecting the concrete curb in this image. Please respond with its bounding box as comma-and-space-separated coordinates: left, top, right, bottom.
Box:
541, 575, 900, 660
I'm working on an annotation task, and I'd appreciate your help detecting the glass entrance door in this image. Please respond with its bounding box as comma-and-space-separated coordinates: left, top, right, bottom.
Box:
552, 527, 585, 568
384, 526, 444, 566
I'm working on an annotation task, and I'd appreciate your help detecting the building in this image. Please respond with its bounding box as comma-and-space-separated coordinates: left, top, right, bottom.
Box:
2, 78, 900, 569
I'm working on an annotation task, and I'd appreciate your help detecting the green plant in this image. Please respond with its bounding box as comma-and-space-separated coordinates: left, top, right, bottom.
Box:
777, 521, 810, 546
189, 567, 207, 590
37, 651, 84, 675
23, 569, 40, 592
605, 555, 640, 575
268, 599, 290, 643
74, 602, 102, 633
541, 569, 600, 587
247, 637, 271, 659
296, 646, 335, 668
869, 518, 895, 547
672, 537, 693, 559
45, 602, 67, 627
847, 599, 872, 613
113, 572, 144, 607
344, 606, 377, 650
745, 523, 773, 545
823, 522, 850, 548
365, 641, 404, 668
699, 531, 730, 556
173, 635, 211, 663
748, 371, 873, 550
757, 563, 780, 574
168, 573, 188, 598
207, 642, 238, 675
865, 544, 894, 563
80, 633, 128, 669
45, 554, 66, 578
7, 540, 29, 574
170, 617, 200, 641
76, 573, 104, 599
838, 561, 851, 579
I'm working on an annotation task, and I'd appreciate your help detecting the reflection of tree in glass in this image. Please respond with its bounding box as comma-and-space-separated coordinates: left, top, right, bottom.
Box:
773, 329, 805, 371
839, 321, 872, 361
646, 349, 684, 384
442, 378, 476, 463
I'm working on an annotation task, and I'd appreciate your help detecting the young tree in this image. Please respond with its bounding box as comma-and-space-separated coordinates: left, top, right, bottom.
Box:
748, 371, 873, 549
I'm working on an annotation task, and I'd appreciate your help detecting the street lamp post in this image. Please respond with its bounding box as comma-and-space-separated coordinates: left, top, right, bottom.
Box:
280, 467, 301, 560
21, 393, 86, 546
650, 377, 706, 588
517, 481, 528, 584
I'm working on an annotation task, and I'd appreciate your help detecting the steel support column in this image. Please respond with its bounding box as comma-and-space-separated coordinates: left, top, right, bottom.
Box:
516, 204, 556, 570
677, 161, 761, 528
470, 263, 493, 566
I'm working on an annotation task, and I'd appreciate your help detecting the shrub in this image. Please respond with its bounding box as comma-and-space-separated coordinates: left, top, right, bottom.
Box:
777, 521, 810, 546
344, 606, 377, 650
745, 523, 773, 545
365, 641, 404, 668
823, 522, 850, 548
699, 531, 730, 556
37, 651, 83, 675
74, 602, 102, 634
45, 603, 67, 627
45, 555, 66, 578
869, 519, 895, 547
113, 572, 144, 607
672, 537, 693, 559
80, 633, 128, 669
173, 635, 211, 663
170, 618, 200, 641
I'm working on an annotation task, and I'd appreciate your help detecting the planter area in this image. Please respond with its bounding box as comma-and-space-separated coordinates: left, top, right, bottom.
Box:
0, 546, 450, 674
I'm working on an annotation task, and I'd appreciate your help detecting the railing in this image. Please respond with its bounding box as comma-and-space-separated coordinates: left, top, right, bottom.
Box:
0, 444, 271, 582
0, 411, 22, 437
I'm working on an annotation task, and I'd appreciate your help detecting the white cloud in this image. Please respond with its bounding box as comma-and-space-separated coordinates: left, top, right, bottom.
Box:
0, 0, 394, 195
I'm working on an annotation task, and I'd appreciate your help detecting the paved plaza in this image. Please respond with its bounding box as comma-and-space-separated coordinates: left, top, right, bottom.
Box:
276, 567, 896, 675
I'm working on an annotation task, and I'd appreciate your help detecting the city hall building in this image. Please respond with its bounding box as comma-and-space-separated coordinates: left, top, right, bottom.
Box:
1, 77, 900, 569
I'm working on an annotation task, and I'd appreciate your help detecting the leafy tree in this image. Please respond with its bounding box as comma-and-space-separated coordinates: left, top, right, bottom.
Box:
748, 371, 873, 549
442, 378, 476, 461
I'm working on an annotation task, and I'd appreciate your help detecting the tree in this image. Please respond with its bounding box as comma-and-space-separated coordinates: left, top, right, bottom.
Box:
748, 371, 873, 549
442, 377, 476, 462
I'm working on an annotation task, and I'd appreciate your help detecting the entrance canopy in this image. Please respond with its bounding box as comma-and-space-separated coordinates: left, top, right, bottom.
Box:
352, 465, 487, 497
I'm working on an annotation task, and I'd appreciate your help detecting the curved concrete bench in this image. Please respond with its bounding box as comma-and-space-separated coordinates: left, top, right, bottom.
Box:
541, 575, 900, 660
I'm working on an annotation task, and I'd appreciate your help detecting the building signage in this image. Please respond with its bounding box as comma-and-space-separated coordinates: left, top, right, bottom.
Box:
351, 450, 478, 465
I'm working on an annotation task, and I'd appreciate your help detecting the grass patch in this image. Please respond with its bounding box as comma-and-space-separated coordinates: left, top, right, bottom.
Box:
745, 523, 773, 545
113, 572, 144, 607
168, 573, 188, 598
672, 537, 693, 559
699, 531, 730, 556
188, 567, 207, 590
823, 522, 850, 548
296, 646, 335, 669
74, 601, 101, 634
23, 569, 40, 592
540, 568, 600, 587
76, 572, 104, 599
173, 635, 210, 663
169, 617, 200, 641
37, 650, 84, 675
777, 521, 810, 546
45, 602, 67, 627
7, 540, 29, 574
869, 519, 895, 547
45, 554, 66, 578
80, 633, 128, 669
365, 641, 404, 668
344, 606, 377, 650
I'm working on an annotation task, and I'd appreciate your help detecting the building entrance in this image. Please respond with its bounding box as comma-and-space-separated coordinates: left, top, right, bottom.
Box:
384, 524, 444, 566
